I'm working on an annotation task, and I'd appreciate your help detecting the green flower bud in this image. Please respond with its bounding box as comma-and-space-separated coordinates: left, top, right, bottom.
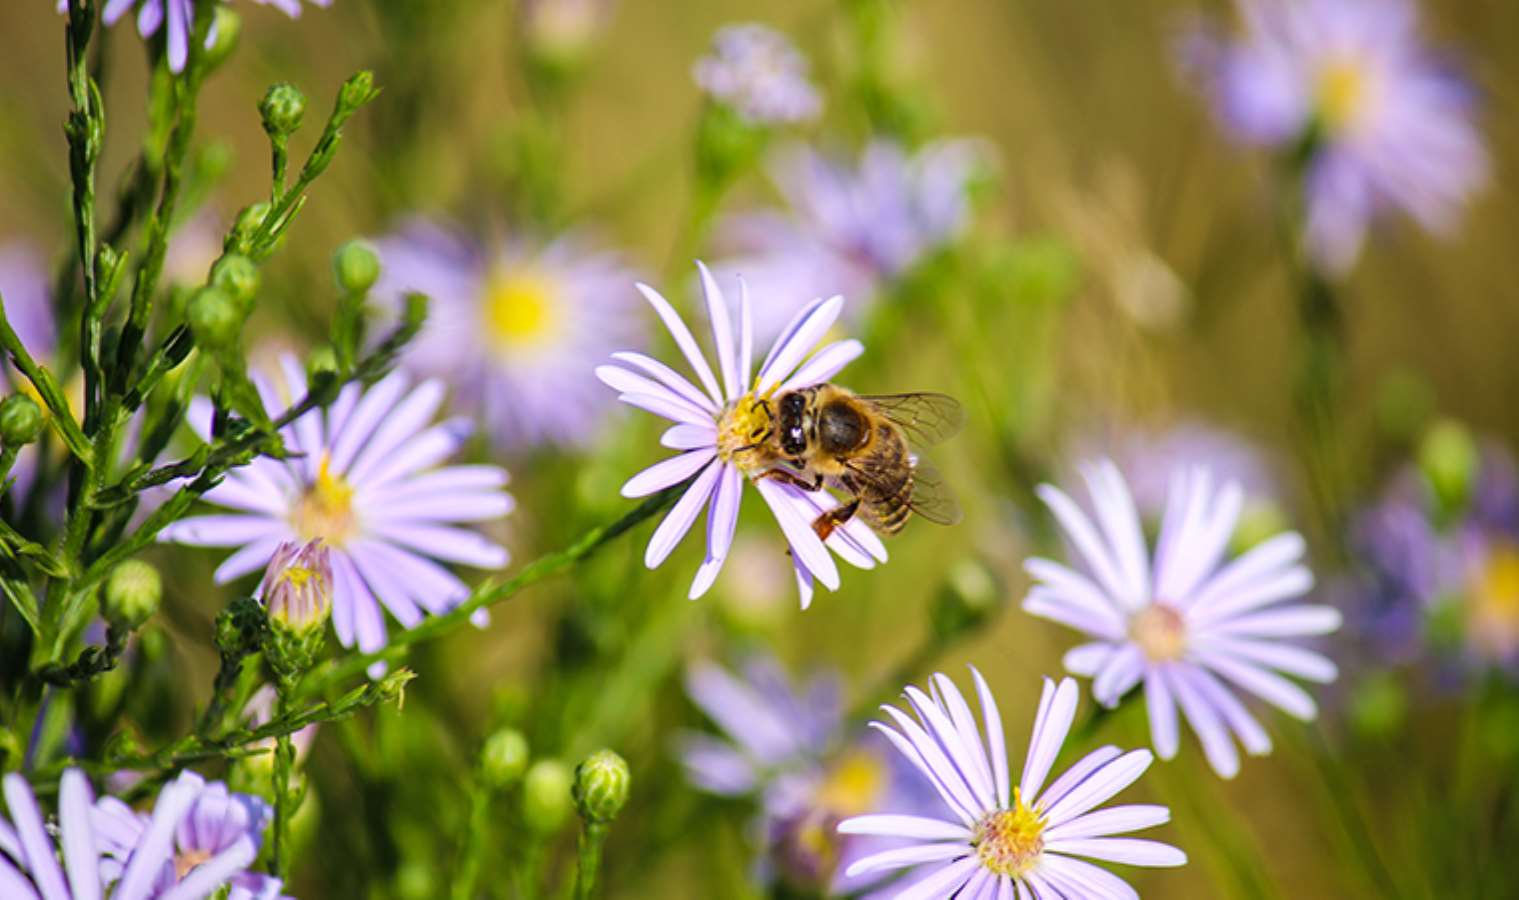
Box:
573, 749, 630, 824
338, 71, 380, 115
480, 729, 530, 790
1420, 418, 1478, 520
215, 595, 268, 662
232, 202, 271, 244
186, 286, 245, 350
102, 560, 162, 632
204, 7, 242, 70
259, 83, 307, 138
333, 240, 381, 295
210, 254, 260, 309
305, 346, 339, 381
521, 759, 573, 836
930, 558, 1003, 643
0, 394, 44, 447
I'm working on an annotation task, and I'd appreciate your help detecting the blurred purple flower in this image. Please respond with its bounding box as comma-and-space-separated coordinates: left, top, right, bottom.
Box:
371, 221, 643, 450
693, 24, 822, 125
837, 672, 1186, 895
1079, 421, 1280, 521
677, 656, 938, 895
78, 0, 332, 73
1025, 460, 1339, 778
1184, 0, 1488, 273
1349, 446, 1519, 675
713, 140, 984, 340
595, 262, 885, 607
1, 243, 55, 508
0, 768, 285, 899
93, 771, 282, 899
160, 356, 512, 674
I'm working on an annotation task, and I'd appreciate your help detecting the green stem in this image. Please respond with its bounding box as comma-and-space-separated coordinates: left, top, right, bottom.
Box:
453, 779, 496, 900
295, 486, 683, 697
572, 822, 608, 900
270, 695, 296, 880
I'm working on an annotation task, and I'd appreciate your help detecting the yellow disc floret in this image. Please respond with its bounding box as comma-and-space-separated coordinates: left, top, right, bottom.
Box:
293, 453, 358, 546
1130, 603, 1188, 663
974, 789, 1047, 877
482, 268, 560, 351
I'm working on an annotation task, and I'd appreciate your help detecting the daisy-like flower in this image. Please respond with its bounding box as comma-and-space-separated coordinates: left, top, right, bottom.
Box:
0, 768, 284, 899
595, 262, 886, 607
838, 672, 1186, 897
1184, 0, 1488, 273
160, 356, 512, 672
82, 0, 332, 73
693, 24, 822, 125
93, 773, 280, 900
371, 221, 644, 450
677, 656, 938, 896
712, 139, 984, 340
1024, 459, 1341, 778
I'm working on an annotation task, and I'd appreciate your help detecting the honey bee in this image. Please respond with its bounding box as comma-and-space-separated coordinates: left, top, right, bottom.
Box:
741, 386, 963, 540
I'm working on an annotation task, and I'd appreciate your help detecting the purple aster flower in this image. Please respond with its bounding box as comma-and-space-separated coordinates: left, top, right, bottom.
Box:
160, 356, 513, 673
1348, 445, 1519, 675
1025, 460, 1340, 778
693, 24, 822, 126
1077, 420, 1280, 522
79, 0, 332, 73
371, 221, 644, 450
595, 262, 886, 607
712, 139, 984, 340
1185, 0, 1488, 273
0, 768, 284, 899
92, 771, 281, 899
677, 657, 937, 896
837, 672, 1186, 896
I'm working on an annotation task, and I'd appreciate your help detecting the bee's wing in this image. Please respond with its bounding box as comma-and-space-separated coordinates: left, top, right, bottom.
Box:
903, 458, 963, 526
859, 393, 965, 447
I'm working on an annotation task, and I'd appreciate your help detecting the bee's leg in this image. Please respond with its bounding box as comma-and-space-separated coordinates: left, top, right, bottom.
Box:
756, 468, 825, 493
811, 498, 861, 542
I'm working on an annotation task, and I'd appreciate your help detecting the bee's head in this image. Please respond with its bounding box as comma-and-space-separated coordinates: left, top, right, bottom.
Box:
777, 391, 810, 457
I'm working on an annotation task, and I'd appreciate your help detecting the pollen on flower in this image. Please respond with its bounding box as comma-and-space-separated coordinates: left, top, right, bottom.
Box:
974, 789, 1046, 877
716, 393, 774, 475
1315, 59, 1374, 134
175, 847, 213, 880
483, 267, 559, 349
1467, 543, 1519, 661
1130, 603, 1188, 663
293, 454, 358, 546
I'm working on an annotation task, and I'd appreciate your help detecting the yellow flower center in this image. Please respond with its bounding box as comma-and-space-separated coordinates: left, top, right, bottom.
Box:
715, 392, 774, 475
974, 789, 1046, 877
1316, 59, 1373, 134
1130, 603, 1187, 663
816, 749, 888, 816
1468, 544, 1519, 661
482, 268, 560, 351
293, 454, 358, 546
174, 848, 213, 881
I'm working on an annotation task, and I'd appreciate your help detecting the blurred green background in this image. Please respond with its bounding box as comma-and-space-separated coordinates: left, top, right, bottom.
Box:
2, 1, 1518, 897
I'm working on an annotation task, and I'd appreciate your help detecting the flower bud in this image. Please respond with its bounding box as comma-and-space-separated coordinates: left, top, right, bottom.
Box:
210, 254, 260, 310
1419, 418, 1478, 519
204, 7, 242, 70
231, 202, 271, 243
338, 71, 380, 115
0, 394, 44, 447
305, 345, 339, 381
215, 595, 268, 662
186, 286, 244, 350
930, 558, 1003, 643
259, 83, 307, 138
480, 729, 530, 790
573, 749, 630, 825
102, 560, 162, 632
260, 540, 333, 635
260, 541, 333, 686
333, 240, 380, 295
521, 759, 573, 836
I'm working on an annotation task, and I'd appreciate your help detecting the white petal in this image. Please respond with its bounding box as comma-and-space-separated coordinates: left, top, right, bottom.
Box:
643, 461, 721, 568
596, 365, 712, 423
1041, 749, 1153, 826
836, 815, 971, 841
757, 295, 844, 393
1082, 460, 1150, 609
609, 351, 719, 414
1035, 484, 1133, 611
754, 478, 839, 592
621, 449, 717, 498
1045, 837, 1187, 868
1044, 804, 1171, 841
844, 842, 970, 877
1020, 677, 1078, 802
635, 282, 724, 406
662, 423, 718, 450
1165, 665, 1240, 779
696, 261, 741, 399
1145, 670, 1180, 760
779, 339, 864, 392
971, 666, 1011, 809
